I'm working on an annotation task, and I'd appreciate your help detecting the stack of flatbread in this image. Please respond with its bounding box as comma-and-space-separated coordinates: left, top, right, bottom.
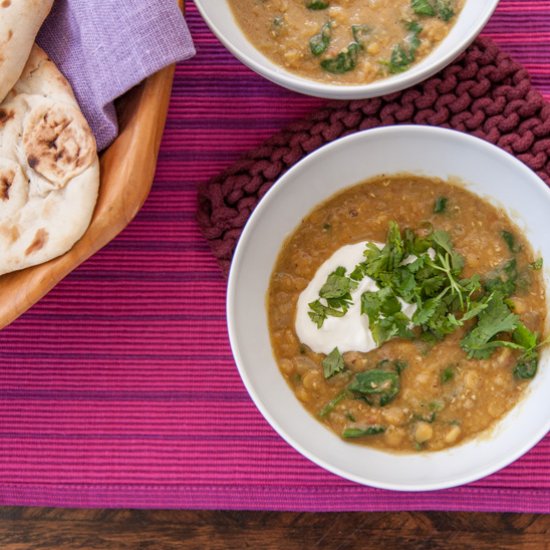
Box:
0, 1, 99, 276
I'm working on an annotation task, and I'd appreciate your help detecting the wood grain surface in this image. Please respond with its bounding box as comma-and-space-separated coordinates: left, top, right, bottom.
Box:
0, 509, 548, 549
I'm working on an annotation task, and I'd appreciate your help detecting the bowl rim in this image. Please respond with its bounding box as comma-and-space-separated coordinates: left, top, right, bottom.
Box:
227, 125, 550, 492
194, 0, 501, 99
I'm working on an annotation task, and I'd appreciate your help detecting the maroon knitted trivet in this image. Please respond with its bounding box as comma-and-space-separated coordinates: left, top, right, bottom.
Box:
197, 37, 550, 276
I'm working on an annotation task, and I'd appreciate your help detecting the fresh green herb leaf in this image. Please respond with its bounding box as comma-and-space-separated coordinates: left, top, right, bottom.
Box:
530, 258, 543, 270
351, 24, 371, 45
484, 258, 518, 296
433, 196, 448, 213
412, 297, 439, 325
308, 299, 345, 328
412, 0, 435, 16
308, 267, 357, 327
383, 21, 423, 74
320, 266, 357, 299
394, 360, 408, 374
320, 42, 361, 73
513, 322, 538, 350
345, 412, 356, 422
310, 22, 332, 56
435, 0, 455, 21
501, 230, 520, 253
348, 369, 400, 406
441, 367, 454, 383
514, 356, 538, 379
319, 390, 348, 417
342, 426, 386, 438
306, 0, 329, 9
322, 347, 345, 379
461, 292, 519, 359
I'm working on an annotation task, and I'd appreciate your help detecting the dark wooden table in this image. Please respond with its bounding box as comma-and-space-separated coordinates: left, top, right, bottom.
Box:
0, 509, 548, 549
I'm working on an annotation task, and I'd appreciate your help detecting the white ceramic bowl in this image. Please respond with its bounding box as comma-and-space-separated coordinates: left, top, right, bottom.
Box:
227, 125, 550, 491
194, 0, 500, 99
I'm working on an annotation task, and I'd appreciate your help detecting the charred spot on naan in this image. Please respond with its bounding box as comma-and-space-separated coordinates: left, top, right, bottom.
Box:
0, 108, 14, 126
25, 228, 48, 256
0, 168, 14, 200
0, 160, 28, 216
22, 103, 96, 188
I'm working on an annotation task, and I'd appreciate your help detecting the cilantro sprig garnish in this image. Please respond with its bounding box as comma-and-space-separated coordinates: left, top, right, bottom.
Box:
309, 221, 545, 380
307, 266, 358, 328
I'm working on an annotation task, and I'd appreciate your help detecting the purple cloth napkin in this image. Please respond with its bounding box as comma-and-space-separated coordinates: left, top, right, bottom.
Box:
37, 0, 195, 151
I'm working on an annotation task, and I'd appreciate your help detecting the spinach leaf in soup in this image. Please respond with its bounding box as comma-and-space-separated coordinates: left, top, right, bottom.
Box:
319, 390, 348, 418
384, 21, 423, 74
433, 196, 448, 213
501, 230, 521, 253
348, 369, 400, 407
351, 24, 371, 46
310, 21, 332, 56
306, 0, 329, 10
342, 426, 386, 438
320, 42, 361, 74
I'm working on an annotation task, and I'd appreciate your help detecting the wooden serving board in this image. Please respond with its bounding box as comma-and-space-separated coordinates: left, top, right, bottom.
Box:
0, 0, 184, 329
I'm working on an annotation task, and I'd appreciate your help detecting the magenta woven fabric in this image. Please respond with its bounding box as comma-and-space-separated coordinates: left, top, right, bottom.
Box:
0, 1, 549, 511
197, 39, 550, 275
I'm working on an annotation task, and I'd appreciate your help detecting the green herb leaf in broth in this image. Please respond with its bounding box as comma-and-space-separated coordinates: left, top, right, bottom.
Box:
342, 426, 386, 438
530, 257, 543, 270
435, 0, 455, 21
501, 230, 520, 253
433, 196, 448, 213
460, 292, 520, 359
440, 366, 454, 383
348, 369, 400, 407
309, 21, 332, 56
320, 42, 361, 74
322, 347, 345, 379
484, 258, 518, 296
412, 0, 436, 16
351, 24, 371, 46
514, 355, 538, 379
384, 21, 423, 74
319, 390, 348, 417
306, 0, 329, 9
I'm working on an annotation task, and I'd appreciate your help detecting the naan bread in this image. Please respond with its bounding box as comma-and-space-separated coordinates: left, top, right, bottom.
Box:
0, 45, 99, 275
0, 0, 54, 103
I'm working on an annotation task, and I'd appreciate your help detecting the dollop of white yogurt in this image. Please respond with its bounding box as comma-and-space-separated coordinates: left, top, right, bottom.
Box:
295, 241, 417, 355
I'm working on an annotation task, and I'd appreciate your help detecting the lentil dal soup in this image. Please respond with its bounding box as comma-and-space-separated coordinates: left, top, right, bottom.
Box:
267, 175, 546, 453
228, 0, 465, 85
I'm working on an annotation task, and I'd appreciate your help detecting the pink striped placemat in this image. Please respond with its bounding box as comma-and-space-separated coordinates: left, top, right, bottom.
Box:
0, 0, 549, 511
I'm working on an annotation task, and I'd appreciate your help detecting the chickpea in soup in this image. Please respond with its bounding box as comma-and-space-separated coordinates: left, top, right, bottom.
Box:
228, 0, 464, 85
267, 175, 546, 453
